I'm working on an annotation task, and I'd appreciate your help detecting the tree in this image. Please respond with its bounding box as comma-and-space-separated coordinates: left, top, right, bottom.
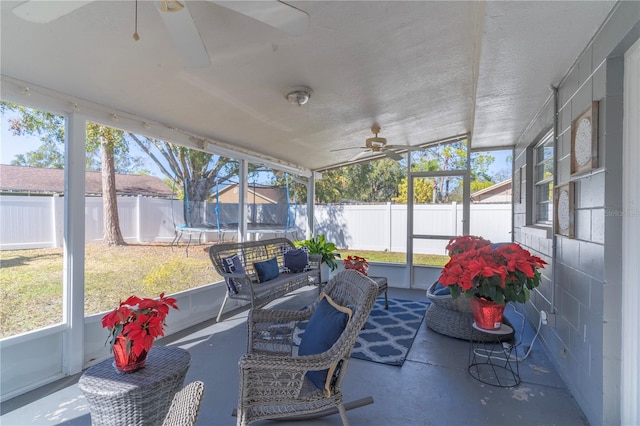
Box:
363, 159, 406, 202
1, 103, 144, 246
393, 140, 497, 203
126, 134, 239, 226
393, 157, 439, 203
314, 159, 405, 203
86, 125, 127, 245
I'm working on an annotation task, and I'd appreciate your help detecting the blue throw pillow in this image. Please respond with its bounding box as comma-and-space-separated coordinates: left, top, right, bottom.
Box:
221, 254, 244, 294
284, 248, 309, 273
253, 257, 279, 283
298, 294, 352, 396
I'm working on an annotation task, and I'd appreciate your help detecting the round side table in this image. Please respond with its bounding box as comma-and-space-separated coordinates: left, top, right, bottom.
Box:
468, 322, 520, 387
79, 346, 191, 425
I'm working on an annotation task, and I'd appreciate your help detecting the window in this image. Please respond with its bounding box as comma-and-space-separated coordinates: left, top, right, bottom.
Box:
0, 103, 66, 338
534, 132, 554, 224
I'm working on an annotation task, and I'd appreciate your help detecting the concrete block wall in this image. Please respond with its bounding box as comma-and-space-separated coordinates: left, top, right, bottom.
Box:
512, 4, 639, 425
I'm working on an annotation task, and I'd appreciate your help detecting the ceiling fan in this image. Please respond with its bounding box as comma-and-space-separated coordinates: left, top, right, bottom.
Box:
12, 0, 309, 69
331, 125, 411, 162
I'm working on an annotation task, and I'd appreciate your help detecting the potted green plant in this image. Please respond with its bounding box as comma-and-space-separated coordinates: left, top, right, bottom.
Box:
294, 234, 340, 282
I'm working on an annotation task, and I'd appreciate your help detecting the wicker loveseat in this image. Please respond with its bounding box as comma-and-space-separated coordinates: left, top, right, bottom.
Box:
209, 238, 320, 322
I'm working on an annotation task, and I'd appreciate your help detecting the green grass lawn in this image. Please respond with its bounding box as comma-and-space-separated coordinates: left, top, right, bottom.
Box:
336, 249, 449, 267
0, 243, 447, 338
0, 243, 216, 338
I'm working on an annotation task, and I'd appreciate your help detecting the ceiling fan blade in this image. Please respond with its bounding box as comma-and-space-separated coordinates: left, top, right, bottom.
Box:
13, 0, 96, 23
385, 145, 413, 149
349, 151, 373, 162
384, 150, 403, 161
330, 146, 367, 152
210, 1, 309, 35
157, 2, 211, 68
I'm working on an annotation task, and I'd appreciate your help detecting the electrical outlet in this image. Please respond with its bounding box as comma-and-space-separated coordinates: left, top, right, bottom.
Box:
540, 310, 548, 325
540, 310, 556, 327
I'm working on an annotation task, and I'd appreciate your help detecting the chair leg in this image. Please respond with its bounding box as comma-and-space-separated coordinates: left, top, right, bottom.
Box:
217, 293, 229, 322
337, 403, 350, 426
230, 397, 374, 421
237, 409, 247, 426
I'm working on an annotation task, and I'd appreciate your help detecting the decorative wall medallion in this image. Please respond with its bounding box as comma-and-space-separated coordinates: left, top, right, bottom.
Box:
513, 167, 521, 204
554, 183, 574, 238
558, 191, 570, 230
571, 101, 598, 176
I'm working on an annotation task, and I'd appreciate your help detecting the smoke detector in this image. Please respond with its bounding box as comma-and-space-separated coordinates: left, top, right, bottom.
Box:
285, 86, 312, 106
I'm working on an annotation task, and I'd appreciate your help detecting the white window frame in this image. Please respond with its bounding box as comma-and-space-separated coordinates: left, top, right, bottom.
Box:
533, 132, 554, 225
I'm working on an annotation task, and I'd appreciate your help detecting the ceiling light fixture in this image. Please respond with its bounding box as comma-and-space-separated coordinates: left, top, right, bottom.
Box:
159, 1, 184, 13
285, 86, 312, 106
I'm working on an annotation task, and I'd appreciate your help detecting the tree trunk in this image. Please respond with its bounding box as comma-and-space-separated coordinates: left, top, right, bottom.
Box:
101, 136, 126, 246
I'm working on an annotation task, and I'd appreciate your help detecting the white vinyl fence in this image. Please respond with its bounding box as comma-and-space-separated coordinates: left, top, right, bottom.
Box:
316, 203, 512, 255
0, 195, 511, 253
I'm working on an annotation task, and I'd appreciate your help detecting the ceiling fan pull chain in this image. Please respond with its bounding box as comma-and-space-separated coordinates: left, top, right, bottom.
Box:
133, 0, 140, 41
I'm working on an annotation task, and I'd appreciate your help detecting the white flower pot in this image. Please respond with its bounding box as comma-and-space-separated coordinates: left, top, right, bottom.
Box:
320, 263, 331, 283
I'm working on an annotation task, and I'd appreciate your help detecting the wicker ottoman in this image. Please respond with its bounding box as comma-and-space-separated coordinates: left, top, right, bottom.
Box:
425, 282, 513, 342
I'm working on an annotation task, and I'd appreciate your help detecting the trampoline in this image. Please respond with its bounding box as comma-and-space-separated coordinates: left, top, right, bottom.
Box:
171, 176, 299, 256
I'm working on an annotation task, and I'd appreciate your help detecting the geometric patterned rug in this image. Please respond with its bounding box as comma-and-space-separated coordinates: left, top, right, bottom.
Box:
294, 297, 430, 366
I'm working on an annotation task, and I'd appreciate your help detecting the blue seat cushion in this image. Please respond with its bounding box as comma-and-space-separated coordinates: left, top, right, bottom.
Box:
432, 282, 451, 296
298, 294, 352, 396
221, 254, 244, 294
253, 257, 280, 283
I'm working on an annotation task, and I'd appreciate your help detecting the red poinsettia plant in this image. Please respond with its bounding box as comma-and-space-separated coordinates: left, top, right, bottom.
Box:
445, 234, 492, 256
343, 255, 369, 275
101, 293, 179, 357
439, 242, 547, 305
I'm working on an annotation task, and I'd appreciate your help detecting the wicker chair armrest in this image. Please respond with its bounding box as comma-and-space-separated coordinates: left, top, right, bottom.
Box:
219, 271, 253, 281
249, 307, 311, 324
221, 273, 254, 285
161, 381, 205, 426
247, 308, 312, 355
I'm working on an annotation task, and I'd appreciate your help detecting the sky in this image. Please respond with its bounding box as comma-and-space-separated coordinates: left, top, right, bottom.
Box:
1, 116, 41, 164
1, 111, 168, 177
1, 112, 512, 180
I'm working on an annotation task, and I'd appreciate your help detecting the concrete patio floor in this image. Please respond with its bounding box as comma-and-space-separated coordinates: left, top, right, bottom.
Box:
1, 286, 588, 426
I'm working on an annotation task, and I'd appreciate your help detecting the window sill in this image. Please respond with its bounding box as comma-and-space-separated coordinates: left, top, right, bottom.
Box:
521, 224, 553, 240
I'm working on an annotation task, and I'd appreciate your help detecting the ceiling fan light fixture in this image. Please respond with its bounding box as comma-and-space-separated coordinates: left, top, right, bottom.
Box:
160, 1, 185, 13
366, 126, 386, 147
366, 137, 387, 147
285, 86, 312, 106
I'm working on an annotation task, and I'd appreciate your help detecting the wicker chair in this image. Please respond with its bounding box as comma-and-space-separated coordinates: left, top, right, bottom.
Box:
162, 381, 205, 426
236, 269, 379, 426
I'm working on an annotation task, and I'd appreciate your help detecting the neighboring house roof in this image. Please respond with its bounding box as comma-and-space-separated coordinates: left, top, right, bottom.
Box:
470, 179, 512, 203
0, 165, 174, 198
217, 183, 289, 204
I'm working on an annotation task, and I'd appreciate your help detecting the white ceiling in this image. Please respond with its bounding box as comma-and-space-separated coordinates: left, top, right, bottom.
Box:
1, 1, 617, 172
